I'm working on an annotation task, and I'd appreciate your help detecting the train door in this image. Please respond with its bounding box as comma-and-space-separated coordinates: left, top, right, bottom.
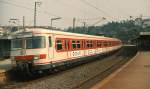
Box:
48, 36, 53, 59
20, 38, 26, 56
64, 39, 69, 58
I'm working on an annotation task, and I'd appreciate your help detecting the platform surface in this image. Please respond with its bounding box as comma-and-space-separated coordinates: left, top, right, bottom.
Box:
0, 59, 11, 73
91, 52, 150, 89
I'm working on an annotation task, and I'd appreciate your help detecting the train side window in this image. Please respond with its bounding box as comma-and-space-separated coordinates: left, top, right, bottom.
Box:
110, 42, 112, 46
87, 41, 90, 48
87, 40, 92, 48
97, 41, 99, 47
104, 42, 108, 47
108, 42, 110, 46
49, 37, 52, 47
72, 40, 76, 49
77, 40, 81, 49
90, 40, 92, 48
56, 39, 63, 50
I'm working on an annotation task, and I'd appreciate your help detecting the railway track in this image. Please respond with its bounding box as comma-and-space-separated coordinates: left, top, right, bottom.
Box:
71, 52, 132, 89
0, 46, 137, 89
70, 46, 137, 89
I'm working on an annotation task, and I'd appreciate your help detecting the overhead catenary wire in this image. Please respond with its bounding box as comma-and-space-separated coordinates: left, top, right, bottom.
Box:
0, 0, 95, 21
0, 0, 111, 27
91, 17, 106, 26
55, 0, 97, 17
79, 0, 112, 18
0, 0, 61, 18
45, 0, 109, 24
0, 0, 33, 11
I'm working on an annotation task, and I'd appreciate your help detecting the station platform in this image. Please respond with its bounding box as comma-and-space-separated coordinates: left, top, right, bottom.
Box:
91, 52, 150, 89
0, 59, 11, 73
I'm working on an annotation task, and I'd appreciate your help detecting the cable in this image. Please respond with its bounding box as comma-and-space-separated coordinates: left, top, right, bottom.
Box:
0, 0, 113, 27
91, 17, 106, 26
79, 0, 111, 17
0, 0, 33, 11
0, 0, 61, 18
56, 0, 96, 17
55, 0, 110, 22
6, 0, 33, 6
105, 0, 131, 18
0, 0, 85, 24
76, 17, 103, 21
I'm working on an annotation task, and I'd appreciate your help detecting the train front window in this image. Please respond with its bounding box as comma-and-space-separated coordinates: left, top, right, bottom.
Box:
26, 36, 45, 49
11, 38, 22, 50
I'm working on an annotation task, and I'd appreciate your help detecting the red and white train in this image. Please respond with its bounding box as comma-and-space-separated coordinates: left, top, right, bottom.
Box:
11, 28, 122, 74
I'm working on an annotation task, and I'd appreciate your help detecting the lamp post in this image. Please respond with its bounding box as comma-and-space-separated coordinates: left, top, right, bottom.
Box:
9, 18, 20, 33
9, 19, 19, 25
50, 17, 61, 29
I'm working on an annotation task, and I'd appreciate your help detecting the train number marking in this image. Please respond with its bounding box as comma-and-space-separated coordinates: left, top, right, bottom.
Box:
72, 51, 80, 57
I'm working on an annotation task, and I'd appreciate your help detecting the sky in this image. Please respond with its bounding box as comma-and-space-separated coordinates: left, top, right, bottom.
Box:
0, 0, 150, 29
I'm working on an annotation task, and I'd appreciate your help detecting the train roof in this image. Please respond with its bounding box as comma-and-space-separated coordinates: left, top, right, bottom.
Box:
12, 28, 121, 41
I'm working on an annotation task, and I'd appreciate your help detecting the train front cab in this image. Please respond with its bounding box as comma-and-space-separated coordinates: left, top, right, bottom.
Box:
11, 34, 53, 73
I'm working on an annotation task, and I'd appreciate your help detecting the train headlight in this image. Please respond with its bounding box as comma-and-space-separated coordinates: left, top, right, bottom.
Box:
34, 55, 39, 60
34, 54, 46, 60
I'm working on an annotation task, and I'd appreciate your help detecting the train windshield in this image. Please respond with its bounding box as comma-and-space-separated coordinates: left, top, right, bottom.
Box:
26, 36, 45, 49
11, 38, 22, 50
